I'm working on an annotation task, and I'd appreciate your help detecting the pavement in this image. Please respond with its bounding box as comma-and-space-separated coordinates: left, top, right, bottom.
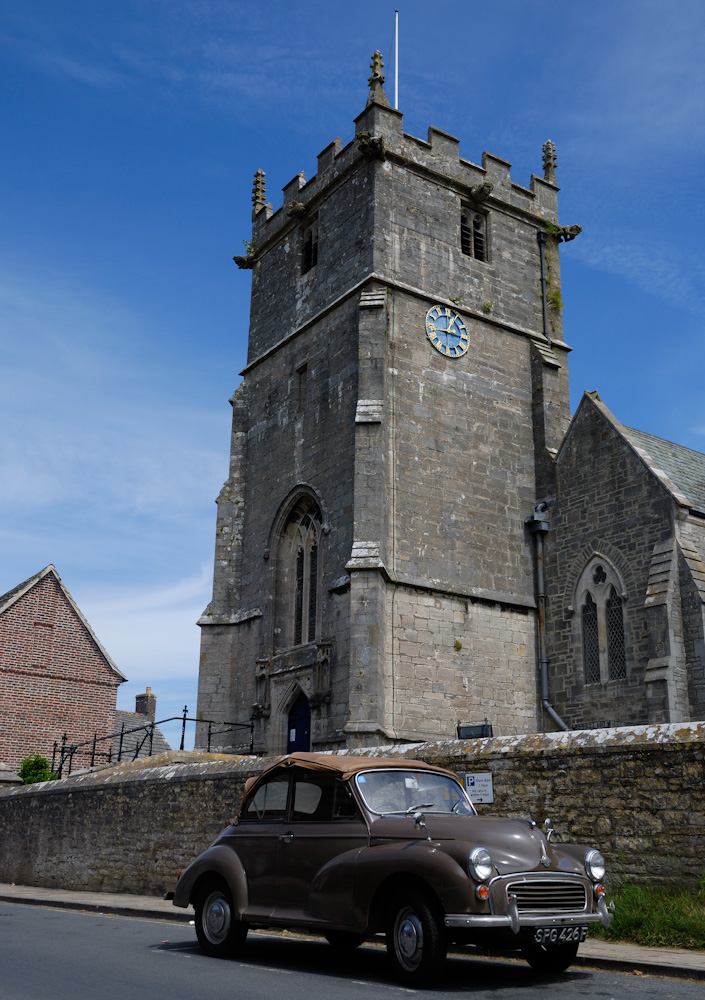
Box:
1, 882, 704, 981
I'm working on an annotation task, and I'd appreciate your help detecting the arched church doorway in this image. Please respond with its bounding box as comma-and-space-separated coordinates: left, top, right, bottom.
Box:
287, 691, 311, 752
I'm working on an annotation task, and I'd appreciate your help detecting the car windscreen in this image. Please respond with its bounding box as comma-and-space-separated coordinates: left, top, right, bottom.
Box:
355, 769, 476, 815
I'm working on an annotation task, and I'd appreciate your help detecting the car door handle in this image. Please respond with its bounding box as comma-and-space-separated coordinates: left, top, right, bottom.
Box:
280, 832, 294, 843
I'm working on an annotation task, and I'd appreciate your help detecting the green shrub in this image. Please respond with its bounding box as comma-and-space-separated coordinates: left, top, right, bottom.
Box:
590, 878, 705, 949
18, 755, 58, 784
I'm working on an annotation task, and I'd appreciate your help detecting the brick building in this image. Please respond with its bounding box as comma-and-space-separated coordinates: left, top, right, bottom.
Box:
0, 564, 126, 770
196, 53, 705, 753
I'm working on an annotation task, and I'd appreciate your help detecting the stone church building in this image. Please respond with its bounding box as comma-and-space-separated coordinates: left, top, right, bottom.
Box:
196, 54, 705, 754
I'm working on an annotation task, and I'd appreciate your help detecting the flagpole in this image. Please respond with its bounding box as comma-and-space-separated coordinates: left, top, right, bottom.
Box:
395, 9, 399, 109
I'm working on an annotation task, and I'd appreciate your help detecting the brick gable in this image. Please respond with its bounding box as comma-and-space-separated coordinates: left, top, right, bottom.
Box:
0, 566, 125, 770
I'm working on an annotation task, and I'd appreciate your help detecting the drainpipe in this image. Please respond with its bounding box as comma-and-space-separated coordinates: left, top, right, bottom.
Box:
536, 230, 552, 348
525, 501, 569, 731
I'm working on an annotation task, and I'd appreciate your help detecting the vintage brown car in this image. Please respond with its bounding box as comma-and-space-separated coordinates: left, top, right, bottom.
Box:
171, 752, 613, 986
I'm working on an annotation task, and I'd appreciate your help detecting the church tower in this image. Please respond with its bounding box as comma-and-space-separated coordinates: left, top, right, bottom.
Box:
196, 53, 574, 753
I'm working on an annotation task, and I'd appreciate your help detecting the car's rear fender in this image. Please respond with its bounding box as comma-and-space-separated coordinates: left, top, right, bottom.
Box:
172, 844, 248, 916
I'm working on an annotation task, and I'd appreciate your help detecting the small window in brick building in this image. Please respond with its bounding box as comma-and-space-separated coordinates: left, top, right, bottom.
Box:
301, 220, 318, 275
575, 557, 628, 685
461, 209, 488, 263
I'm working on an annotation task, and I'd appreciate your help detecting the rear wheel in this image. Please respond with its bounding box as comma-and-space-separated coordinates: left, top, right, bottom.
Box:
194, 878, 248, 958
324, 931, 367, 949
386, 892, 446, 987
521, 938, 580, 973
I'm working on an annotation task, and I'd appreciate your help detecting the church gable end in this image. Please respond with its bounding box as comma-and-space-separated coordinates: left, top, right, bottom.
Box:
547, 396, 694, 727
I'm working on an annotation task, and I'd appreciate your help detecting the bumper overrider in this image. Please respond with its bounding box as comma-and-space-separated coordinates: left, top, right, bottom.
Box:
445, 873, 614, 934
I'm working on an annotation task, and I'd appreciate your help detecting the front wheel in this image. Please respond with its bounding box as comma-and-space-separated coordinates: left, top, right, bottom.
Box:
386, 893, 447, 987
194, 878, 248, 958
521, 938, 580, 974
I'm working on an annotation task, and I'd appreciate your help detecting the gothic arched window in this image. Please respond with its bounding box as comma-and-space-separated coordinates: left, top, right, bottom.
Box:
606, 587, 626, 680
574, 557, 628, 685
581, 592, 600, 685
293, 512, 319, 646
274, 500, 322, 650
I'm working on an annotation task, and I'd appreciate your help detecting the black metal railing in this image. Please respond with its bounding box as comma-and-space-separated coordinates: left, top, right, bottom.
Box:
51, 706, 253, 778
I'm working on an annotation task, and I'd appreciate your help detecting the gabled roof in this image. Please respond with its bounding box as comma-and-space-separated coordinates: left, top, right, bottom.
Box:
621, 426, 705, 517
0, 564, 126, 681
560, 393, 705, 516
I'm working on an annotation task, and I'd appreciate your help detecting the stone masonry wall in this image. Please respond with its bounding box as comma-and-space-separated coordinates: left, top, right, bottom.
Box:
389, 585, 538, 739
1, 724, 702, 895
388, 290, 538, 606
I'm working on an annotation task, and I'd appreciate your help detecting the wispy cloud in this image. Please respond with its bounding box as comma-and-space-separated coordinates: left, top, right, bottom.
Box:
571, 231, 705, 312
79, 565, 212, 685
0, 263, 226, 522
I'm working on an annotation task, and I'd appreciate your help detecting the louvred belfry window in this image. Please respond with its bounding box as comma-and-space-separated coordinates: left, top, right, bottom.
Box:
461, 209, 488, 263
301, 221, 318, 275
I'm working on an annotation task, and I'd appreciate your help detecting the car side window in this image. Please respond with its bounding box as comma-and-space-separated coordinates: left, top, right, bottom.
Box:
242, 778, 289, 821
333, 778, 361, 820
292, 775, 333, 821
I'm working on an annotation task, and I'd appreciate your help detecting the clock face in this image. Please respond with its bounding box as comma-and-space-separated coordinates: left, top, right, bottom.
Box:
426, 305, 469, 358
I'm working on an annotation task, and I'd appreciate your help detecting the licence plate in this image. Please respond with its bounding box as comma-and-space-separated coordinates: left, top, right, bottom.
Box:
533, 925, 587, 945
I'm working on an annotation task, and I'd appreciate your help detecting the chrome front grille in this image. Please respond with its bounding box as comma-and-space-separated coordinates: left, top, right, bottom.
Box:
506, 879, 587, 912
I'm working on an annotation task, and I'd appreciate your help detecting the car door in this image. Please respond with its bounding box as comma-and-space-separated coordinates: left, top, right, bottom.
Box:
273, 769, 368, 921
230, 774, 290, 919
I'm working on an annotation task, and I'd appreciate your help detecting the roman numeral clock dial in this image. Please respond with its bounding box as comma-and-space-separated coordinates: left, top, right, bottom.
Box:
425, 305, 469, 358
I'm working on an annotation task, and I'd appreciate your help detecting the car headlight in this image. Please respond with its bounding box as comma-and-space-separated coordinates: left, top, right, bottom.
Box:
585, 849, 606, 882
468, 846, 493, 882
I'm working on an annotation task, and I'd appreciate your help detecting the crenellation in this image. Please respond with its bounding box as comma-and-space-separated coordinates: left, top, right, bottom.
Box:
316, 135, 343, 174
426, 125, 460, 161
281, 171, 307, 209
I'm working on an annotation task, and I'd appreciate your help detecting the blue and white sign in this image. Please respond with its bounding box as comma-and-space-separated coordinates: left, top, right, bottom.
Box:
462, 772, 494, 804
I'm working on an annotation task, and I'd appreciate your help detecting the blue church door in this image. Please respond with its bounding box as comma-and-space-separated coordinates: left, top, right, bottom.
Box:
287, 691, 311, 752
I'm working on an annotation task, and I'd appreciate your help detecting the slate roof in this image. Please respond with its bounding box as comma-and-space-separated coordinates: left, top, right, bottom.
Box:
113, 711, 171, 760
622, 426, 705, 516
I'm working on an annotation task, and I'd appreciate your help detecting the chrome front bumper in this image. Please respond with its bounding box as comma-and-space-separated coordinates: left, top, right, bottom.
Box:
446, 893, 614, 934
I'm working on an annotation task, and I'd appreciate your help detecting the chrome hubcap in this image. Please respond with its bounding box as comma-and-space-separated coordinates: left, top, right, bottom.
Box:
203, 891, 231, 944
395, 908, 423, 970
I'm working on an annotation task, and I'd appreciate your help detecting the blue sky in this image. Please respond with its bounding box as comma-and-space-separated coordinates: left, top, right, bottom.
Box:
2, 1, 704, 750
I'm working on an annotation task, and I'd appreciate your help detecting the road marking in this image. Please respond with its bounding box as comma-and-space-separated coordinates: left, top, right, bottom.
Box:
351, 983, 416, 994
237, 963, 292, 974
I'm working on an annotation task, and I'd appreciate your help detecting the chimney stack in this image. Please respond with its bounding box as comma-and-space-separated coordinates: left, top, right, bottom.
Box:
135, 686, 156, 722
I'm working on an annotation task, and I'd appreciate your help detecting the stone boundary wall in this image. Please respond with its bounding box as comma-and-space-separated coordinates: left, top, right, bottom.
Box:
0, 722, 703, 896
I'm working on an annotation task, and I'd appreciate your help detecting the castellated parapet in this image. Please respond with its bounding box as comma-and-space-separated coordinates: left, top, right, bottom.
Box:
245, 97, 565, 369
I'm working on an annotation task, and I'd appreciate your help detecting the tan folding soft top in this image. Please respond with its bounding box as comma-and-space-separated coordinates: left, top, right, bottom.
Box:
244, 751, 458, 795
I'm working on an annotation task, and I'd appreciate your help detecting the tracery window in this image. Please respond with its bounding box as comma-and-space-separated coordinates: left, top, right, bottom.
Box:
575, 557, 628, 685
581, 593, 600, 685
274, 499, 322, 650
606, 588, 627, 680
294, 513, 319, 645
